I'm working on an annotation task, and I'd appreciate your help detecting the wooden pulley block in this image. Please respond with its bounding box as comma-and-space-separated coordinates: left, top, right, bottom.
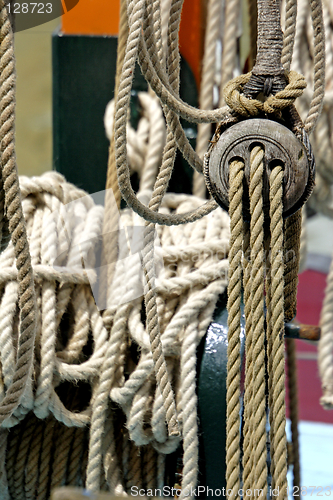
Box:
204, 118, 312, 220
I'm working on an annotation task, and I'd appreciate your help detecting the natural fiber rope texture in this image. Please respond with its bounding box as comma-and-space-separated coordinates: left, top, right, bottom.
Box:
247, 146, 267, 497
226, 148, 288, 497
223, 70, 307, 117
318, 249, 333, 409
194, 0, 222, 197
226, 159, 244, 499
0, 0, 37, 426
286, 0, 333, 412
267, 165, 288, 497
0, 169, 230, 498
286, 0, 332, 218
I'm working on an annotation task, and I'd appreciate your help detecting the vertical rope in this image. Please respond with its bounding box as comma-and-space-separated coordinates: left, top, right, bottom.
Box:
284, 211, 302, 323
194, 0, 223, 197
220, 0, 241, 100
247, 0, 257, 70
305, 0, 326, 134
267, 165, 288, 497
0, 0, 36, 424
101, 0, 128, 315
226, 159, 244, 499
248, 146, 267, 498
286, 338, 301, 494
0, 428, 9, 500
282, 0, 297, 72
299, 205, 307, 273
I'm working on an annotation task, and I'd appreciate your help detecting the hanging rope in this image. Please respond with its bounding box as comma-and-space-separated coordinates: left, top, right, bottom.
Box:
215, 0, 324, 496
0, 0, 329, 498
283, 0, 333, 411
0, 0, 37, 426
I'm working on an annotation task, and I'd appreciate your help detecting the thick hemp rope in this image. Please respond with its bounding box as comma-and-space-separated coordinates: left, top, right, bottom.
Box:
219, 0, 325, 495
0, 31, 232, 491
224, 147, 288, 498
0, 168, 230, 498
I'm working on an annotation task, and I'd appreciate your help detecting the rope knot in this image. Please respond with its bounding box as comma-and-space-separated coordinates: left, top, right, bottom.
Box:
223, 71, 307, 118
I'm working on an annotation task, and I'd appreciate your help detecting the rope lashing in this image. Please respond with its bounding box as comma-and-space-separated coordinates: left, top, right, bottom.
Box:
224, 71, 307, 117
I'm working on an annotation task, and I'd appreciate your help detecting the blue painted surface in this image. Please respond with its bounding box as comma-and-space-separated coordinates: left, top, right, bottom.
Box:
286, 420, 333, 497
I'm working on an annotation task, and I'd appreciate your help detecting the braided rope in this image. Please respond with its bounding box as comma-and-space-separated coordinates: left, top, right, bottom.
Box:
194, 0, 222, 197
305, 0, 326, 134
282, 0, 298, 72
318, 250, 333, 409
220, 0, 241, 97
0, 428, 9, 499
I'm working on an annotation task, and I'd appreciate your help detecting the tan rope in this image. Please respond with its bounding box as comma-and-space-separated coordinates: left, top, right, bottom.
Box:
242, 222, 254, 499
267, 165, 288, 497
247, 0, 257, 70
299, 205, 307, 273
220, 0, 241, 98
194, 0, 222, 197
226, 159, 244, 499
318, 250, 333, 409
248, 146, 267, 497
1, 0, 326, 496
226, 148, 290, 497
0, 0, 37, 425
284, 211, 302, 323
305, 0, 326, 134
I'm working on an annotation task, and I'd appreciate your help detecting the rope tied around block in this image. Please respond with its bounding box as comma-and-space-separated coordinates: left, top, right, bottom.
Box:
224, 70, 307, 118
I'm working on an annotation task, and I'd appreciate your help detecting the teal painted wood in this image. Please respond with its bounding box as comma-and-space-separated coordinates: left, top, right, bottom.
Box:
198, 293, 245, 498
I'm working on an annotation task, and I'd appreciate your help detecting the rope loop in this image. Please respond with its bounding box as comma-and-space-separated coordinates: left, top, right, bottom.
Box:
223, 71, 307, 117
